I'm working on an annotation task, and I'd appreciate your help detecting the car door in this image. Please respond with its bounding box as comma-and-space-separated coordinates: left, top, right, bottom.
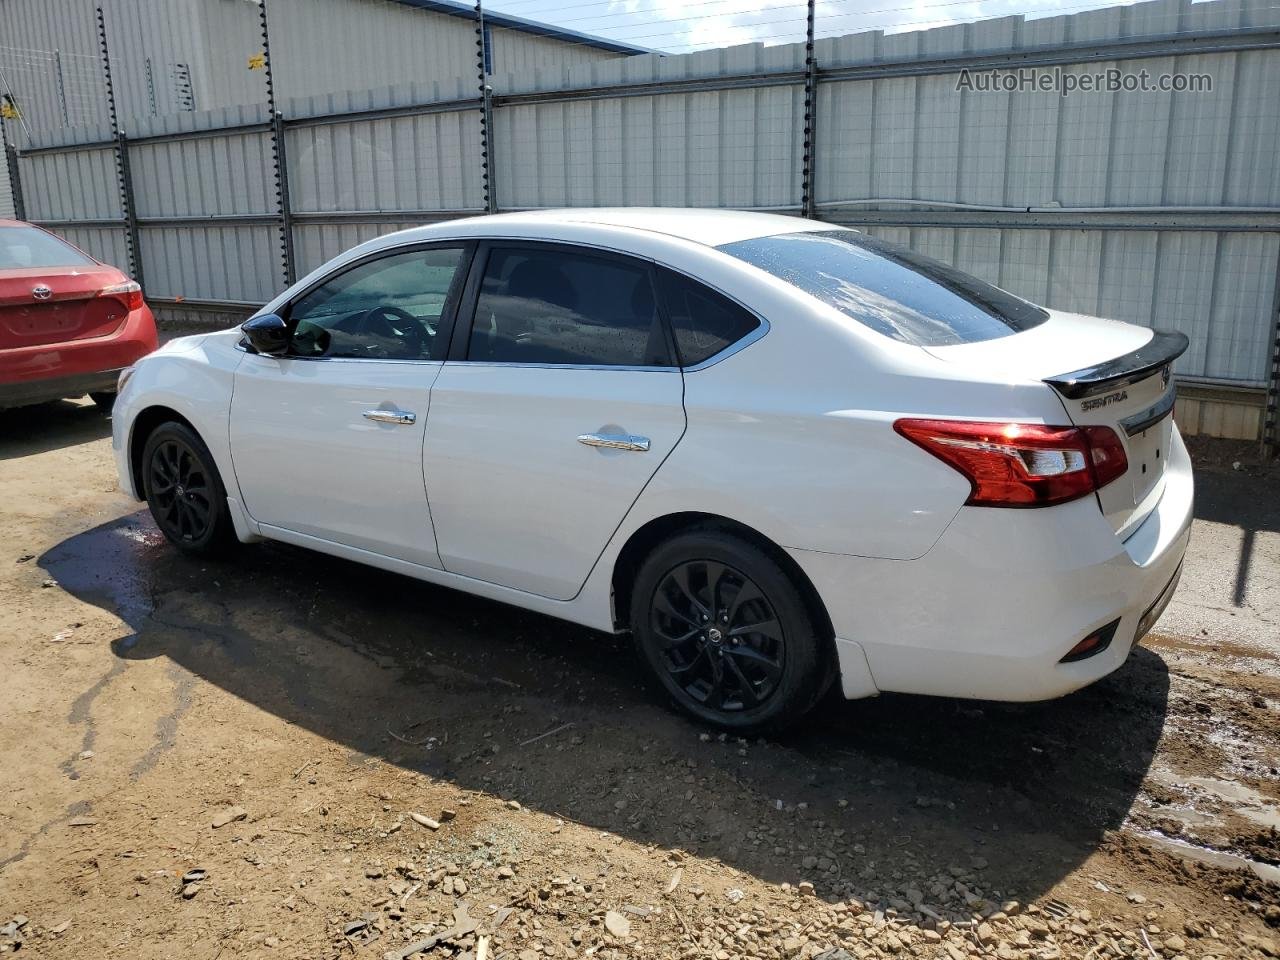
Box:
230, 242, 471, 568
423, 241, 686, 600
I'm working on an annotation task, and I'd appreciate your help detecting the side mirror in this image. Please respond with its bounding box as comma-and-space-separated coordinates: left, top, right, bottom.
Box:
242, 313, 290, 356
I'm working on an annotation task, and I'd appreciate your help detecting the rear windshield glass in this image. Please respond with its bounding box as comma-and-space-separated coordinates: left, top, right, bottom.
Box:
718, 229, 1048, 346
0, 226, 96, 269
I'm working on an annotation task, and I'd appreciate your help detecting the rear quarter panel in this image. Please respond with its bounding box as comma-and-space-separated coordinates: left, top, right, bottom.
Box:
615, 252, 1074, 561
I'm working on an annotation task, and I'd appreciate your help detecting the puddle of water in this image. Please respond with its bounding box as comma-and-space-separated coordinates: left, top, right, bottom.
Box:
39, 515, 161, 629
1148, 805, 1217, 826
1187, 776, 1280, 831
1140, 830, 1280, 886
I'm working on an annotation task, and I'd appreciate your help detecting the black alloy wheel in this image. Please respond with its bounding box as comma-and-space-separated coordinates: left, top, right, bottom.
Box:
141, 421, 236, 556
631, 529, 831, 732
652, 559, 785, 712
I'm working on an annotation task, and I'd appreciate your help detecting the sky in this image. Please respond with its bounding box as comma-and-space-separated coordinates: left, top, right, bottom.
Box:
480, 0, 1145, 54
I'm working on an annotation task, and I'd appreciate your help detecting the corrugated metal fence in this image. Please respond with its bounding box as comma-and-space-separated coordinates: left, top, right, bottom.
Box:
3, 0, 1279, 443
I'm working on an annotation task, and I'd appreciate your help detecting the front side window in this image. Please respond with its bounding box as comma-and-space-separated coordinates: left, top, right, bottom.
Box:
718, 229, 1048, 347
0, 225, 97, 269
467, 246, 672, 367
657, 267, 760, 366
288, 246, 465, 360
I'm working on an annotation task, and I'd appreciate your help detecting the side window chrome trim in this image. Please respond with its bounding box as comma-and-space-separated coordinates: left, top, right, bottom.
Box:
442, 360, 680, 372
234, 346, 444, 366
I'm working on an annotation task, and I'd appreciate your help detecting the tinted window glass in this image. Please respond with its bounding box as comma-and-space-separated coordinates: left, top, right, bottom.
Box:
0, 225, 96, 269
288, 246, 464, 360
718, 230, 1048, 347
657, 268, 760, 366
468, 246, 671, 366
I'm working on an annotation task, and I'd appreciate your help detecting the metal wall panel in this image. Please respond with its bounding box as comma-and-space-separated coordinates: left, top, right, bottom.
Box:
17, 148, 120, 221
286, 112, 484, 214
292, 221, 426, 276
138, 225, 280, 303
130, 132, 276, 218
0, 0, 106, 141
44, 224, 129, 269
495, 85, 803, 209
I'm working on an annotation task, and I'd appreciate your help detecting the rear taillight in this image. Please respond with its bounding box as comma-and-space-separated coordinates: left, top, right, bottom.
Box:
893, 419, 1128, 507
97, 279, 144, 311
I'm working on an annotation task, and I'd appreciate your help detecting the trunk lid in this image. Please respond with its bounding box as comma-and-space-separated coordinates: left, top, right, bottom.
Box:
0, 265, 130, 349
924, 310, 1187, 538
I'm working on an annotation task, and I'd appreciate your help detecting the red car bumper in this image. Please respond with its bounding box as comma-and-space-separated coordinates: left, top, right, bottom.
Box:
0, 304, 158, 408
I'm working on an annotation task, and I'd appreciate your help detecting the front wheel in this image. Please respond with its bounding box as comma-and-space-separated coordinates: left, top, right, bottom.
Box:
89, 391, 116, 411
141, 422, 237, 556
630, 529, 831, 733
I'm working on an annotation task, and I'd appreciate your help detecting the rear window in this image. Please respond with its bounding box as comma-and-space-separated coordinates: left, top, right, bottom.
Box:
0, 225, 96, 269
718, 229, 1048, 346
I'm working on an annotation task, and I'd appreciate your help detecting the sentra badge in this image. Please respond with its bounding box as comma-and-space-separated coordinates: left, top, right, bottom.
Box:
1081, 389, 1128, 412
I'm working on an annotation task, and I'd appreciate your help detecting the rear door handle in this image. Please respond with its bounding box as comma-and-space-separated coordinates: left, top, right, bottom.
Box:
363, 409, 416, 425
577, 433, 650, 452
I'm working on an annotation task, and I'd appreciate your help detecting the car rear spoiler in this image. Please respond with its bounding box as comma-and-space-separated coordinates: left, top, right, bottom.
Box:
1043, 330, 1189, 399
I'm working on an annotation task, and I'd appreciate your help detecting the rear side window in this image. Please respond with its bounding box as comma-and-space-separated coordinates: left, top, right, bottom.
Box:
468, 246, 672, 367
0, 225, 96, 269
718, 229, 1048, 347
657, 267, 760, 366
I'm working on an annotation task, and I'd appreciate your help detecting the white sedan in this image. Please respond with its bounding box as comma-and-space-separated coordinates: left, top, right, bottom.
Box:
112, 209, 1192, 730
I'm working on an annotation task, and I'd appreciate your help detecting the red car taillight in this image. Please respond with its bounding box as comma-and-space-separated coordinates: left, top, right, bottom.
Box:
97, 279, 144, 312
893, 418, 1128, 507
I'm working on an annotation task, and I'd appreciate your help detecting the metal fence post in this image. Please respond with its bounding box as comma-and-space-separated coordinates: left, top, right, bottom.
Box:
1263, 251, 1280, 459
117, 132, 144, 288
476, 0, 497, 214
1, 117, 26, 220
801, 0, 819, 219
259, 0, 295, 286
97, 6, 143, 286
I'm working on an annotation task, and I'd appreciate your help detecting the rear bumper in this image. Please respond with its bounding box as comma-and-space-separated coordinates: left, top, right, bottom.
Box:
0, 368, 122, 406
792, 425, 1195, 702
0, 305, 157, 407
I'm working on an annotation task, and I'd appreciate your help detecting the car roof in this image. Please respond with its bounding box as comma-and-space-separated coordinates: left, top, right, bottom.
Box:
0, 219, 31, 228
430, 208, 837, 248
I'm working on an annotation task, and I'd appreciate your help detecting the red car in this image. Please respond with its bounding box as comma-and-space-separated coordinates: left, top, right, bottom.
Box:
1, 219, 157, 410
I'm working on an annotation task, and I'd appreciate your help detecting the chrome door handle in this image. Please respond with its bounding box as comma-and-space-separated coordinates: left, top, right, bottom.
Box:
577, 432, 650, 452
363, 409, 416, 425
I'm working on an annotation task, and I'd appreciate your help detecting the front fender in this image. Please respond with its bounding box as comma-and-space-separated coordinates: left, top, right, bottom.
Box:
112, 331, 243, 506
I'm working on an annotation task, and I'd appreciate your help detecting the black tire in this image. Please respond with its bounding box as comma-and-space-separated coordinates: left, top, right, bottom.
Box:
89, 391, 116, 411
141, 421, 237, 556
630, 528, 831, 733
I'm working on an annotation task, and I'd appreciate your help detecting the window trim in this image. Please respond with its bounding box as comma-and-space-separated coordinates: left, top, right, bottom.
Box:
240, 239, 476, 363
446, 239, 680, 371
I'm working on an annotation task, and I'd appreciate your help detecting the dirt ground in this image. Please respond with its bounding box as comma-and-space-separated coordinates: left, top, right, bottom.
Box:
1, 400, 1277, 960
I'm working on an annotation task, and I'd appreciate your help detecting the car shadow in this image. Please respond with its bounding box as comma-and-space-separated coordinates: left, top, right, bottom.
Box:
40, 511, 1170, 905
0, 399, 112, 459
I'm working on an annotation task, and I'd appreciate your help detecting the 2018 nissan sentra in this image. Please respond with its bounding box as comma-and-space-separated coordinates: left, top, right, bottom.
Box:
110, 209, 1192, 730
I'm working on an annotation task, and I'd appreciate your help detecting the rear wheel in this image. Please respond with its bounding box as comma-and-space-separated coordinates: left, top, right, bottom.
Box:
89, 391, 116, 411
630, 529, 830, 732
141, 422, 236, 556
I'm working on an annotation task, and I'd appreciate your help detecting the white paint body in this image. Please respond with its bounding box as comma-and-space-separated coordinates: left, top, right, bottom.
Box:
112, 209, 1193, 703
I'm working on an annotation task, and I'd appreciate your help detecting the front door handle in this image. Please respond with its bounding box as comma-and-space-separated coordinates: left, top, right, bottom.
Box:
363, 409, 416, 425
577, 432, 650, 452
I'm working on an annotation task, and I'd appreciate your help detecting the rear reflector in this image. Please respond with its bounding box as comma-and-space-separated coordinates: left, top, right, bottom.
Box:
1059, 619, 1121, 663
98, 279, 144, 312
894, 419, 1128, 507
